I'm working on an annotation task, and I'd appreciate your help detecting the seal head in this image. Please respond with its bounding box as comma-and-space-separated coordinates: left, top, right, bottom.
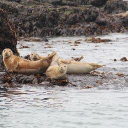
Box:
2, 48, 13, 59
59, 64, 67, 73
46, 63, 67, 80
30, 52, 40, 61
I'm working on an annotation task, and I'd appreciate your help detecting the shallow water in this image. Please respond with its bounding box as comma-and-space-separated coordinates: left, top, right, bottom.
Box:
1, 33, 128, 128
1, 87, 128, 128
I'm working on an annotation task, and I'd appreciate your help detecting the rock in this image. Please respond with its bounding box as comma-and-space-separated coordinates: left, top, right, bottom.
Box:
0, 72, 47, 87
0, 9, 17, 54
71, 56, 84, 61
24, 55, 30, 60
0, 9, 18, 71
104, 0, 128, 14
0, 0, 128, 38
42, 37, 49, 42
34, 0, 107, 7
0, 55, 4, 72
120, 57, 128, 62
0, 72, 6, 84
85, 37, 111, 43
90, 0, 108, 7
7, 0, 21, 3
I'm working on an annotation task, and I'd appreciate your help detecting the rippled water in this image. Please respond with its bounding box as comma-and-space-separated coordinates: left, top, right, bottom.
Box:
1, 33, 128, 128
1, 87, 128, 128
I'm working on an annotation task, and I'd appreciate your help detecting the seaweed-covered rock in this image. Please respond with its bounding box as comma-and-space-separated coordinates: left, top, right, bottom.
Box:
90, 0, 108, 7
7, 0, 21, 3
34, 0, 108, 7
104, 0, 128, 14
0, 0, 128, 38
0, 9, 17, 54
0, 9, 17, 71
0, 55, 4, 72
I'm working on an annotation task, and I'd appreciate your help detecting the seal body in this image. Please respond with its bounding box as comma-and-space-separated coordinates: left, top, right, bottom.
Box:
2, 48, 56, 74
30, 52, 103, 74
46, 54, 67, 80
58, 59, 103, 74
66, 61, 103, 74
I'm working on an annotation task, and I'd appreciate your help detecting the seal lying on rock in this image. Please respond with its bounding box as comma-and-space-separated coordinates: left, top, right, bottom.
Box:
114, 11, 128, 17
30, 52, 103, 74
46, 54, 67, 80
58, 59, 104, 74
2, 48, 56, 74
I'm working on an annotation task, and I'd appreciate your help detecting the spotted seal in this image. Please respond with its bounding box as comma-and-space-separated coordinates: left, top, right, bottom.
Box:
2, 48, 56, 74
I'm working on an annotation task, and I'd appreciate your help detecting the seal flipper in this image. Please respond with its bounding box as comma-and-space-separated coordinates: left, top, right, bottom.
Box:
40, 51, 56, 62
58, 59, 71, 65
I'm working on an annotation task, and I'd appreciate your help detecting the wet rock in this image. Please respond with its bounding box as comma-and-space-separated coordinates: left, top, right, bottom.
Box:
32, 78, 39, 84
114, 59, 117, 61
24, 55, 30, 60
19, 45, 30, 49
85, 37, 111, 43
104, 0, 128, 14
34, 0, 107, 7
7, 0, 21, 3
120, 57, 128, 62
0, 72, 49, 88
71, 56, 84, 61
96, 80, 103, 85
0, 9, 18, 71
0, 85, 8, 91
42, 38, 49, 42
0, 9, 17, 54
0, 73, 6, 84
0, 55, 4, 72
0, 70, 128, 89
90, 0, 108, 7
15, 74, 36, 84
115, 73, 125, 77
72, 48, 76, 50
23, 38, 42, 42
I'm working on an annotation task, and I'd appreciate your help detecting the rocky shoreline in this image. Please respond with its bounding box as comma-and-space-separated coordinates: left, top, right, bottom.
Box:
1, 0, 128, 89
0, 71, 128, 91
0, 0, 128, 37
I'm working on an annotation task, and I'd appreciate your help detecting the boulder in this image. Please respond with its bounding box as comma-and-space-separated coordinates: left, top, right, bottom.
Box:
0, 0, 128, 37
0, 9, 18, 71
34, 0, 108, 7
104, 0, 128, 14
